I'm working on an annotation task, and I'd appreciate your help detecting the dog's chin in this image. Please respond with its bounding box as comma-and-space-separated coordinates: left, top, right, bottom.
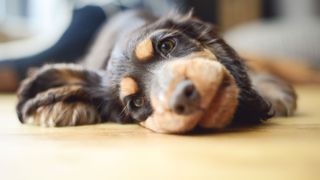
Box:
140, 58, 239, 134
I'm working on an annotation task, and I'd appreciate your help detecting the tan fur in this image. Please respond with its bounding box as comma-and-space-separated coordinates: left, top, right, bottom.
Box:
185, 57, 224, 108
164, 55, 221, 109
199, 71, 239, 128
141, 58, 239, 133
156, 50, 219, 110
141, 106, 202, 133
190, 49, 218, 60
242, 53, 320, 84
135, 38, 154, 62
120, 77, 139, 100
141, 94, 202, 133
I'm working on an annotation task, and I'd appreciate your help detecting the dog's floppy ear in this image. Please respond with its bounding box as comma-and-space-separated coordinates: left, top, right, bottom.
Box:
16, 63, 130, 126
199, 23, 273, 124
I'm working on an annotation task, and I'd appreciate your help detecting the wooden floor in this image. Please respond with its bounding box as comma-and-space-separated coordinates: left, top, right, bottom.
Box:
0, 86, 320, 180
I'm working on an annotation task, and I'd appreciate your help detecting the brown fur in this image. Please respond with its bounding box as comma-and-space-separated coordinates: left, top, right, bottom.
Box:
0, 67, 19, 92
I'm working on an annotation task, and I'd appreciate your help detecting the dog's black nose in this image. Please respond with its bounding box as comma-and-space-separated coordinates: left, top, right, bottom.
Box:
169, 80, 200, 115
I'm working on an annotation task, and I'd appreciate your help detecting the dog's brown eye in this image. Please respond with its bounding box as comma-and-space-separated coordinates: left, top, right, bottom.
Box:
158, 38, 175, 55
132, 97, 144, 108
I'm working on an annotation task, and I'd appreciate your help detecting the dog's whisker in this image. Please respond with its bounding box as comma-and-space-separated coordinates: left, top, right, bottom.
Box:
120, 102, 130, 116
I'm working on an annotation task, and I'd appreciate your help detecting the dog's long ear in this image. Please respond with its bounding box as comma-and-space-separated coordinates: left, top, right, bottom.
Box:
16, 63, 131, 126
199, 22, 273, 124
171, 16, 272, 124
204, 29, 273, 123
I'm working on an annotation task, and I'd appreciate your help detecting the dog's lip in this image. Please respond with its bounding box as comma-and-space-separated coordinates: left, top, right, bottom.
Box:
199, 81, 226, 113
141, 81, 229, 132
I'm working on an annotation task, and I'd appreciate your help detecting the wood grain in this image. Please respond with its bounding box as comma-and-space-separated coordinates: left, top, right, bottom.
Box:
0, 86, 320, 180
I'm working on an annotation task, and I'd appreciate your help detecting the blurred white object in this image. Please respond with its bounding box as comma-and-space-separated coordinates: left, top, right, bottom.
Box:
224, 0, 320, 67
0, 0, 72, 59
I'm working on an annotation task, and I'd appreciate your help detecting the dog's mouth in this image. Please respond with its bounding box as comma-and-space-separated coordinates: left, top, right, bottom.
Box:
140, 55, 239, 133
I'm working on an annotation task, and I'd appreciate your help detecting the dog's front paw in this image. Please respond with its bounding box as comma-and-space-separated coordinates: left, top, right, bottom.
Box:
252, 74, 297, 116
267, 85, 297, 117
24, 101, 99, 127
16, 63, 104, 127
18, 85, 100, 127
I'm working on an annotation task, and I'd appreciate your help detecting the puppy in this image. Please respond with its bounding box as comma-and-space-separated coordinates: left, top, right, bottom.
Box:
16, 10, 297, 133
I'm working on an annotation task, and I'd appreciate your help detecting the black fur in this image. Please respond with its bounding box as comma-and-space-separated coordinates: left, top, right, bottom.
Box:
16, 10, 272, 127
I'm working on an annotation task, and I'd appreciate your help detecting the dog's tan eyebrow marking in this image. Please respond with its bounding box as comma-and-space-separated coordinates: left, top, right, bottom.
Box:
190, 49, 217, 60
120, 77, 139, 100
135, 38, 154, 62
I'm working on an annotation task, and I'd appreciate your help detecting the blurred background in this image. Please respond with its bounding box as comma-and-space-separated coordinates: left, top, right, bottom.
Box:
0, 0, 319, 91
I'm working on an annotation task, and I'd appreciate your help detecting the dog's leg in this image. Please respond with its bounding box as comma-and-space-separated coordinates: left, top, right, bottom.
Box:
17, 64, 105, 127
243, 53, 320, 84
250, 72, 297, 116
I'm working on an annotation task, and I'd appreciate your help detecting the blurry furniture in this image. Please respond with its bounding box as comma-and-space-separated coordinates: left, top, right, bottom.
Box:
185, 0, 320, 68
218, 0, 262, 31
224, 0, 320, 68
0, 32, 12, 42
185, 0, 262, 31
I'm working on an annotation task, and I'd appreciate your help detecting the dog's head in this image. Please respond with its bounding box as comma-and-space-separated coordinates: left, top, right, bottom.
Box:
103, 12, 271, 133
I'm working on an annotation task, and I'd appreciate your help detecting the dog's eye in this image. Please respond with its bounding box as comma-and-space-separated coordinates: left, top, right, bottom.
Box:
130, 97, 144, 109
158, 38, 176, 55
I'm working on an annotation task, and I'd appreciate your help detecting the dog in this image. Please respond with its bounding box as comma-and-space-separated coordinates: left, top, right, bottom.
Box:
16, 10, 297, 133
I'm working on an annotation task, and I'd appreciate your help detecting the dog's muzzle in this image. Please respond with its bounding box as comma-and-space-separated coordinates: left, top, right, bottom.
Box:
140, 54, 239, 133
